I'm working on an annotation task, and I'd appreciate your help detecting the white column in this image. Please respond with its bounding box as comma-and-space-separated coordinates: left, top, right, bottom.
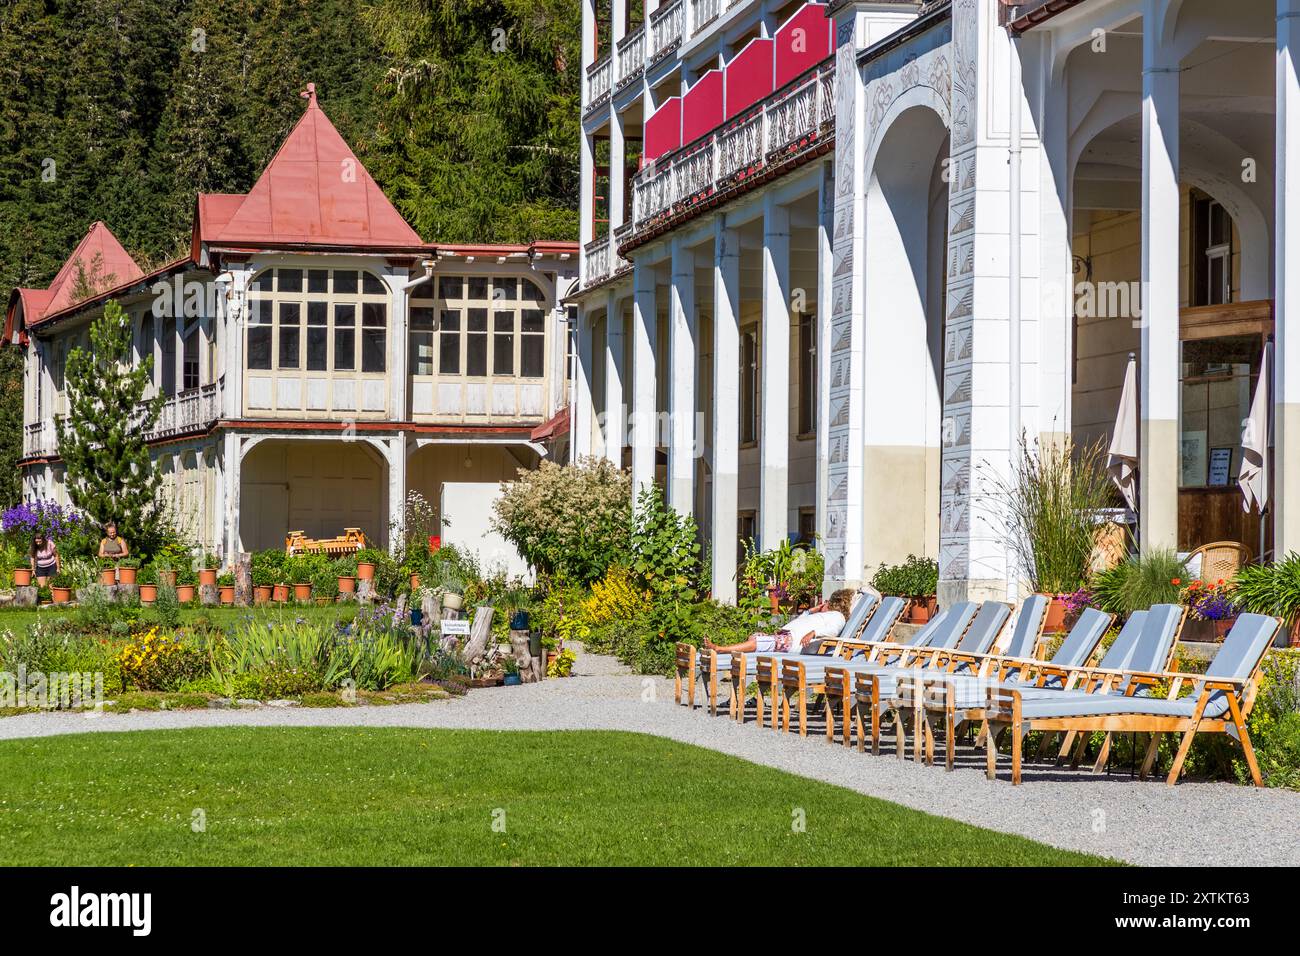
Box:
631, 262, 658, 496
572, 309, 596, 460
712, 219, 741, 603
668, 238, 697, 514
223, 431, 242, 565
581, 128, 595, 251
389, 270, 410, 419
609, 112, 626, 233
816, 162, 834, 559
1277, 0, 1300, 555
1139, 0, 1181, 552
760, 193, 790, 550
603, 290, 626, 465
387, 433, 407, 552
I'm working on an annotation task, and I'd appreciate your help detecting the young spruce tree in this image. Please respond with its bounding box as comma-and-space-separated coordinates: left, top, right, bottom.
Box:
56, 299, 164, 536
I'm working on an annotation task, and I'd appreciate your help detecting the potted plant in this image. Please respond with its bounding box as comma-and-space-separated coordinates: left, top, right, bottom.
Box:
442, 575, 465, 611
138, 563, 159, 604
312, 566, 339, 604
117, 557, 139, 585
49, 570, 74, 604
333, 554, 358, 594
252, 565, 275, 605
98, 558, 117, 586
217, 572, 236, 605
13, 566, 32, 587
198, 553, 219, 588
1232, 555, 1300, 646
356, 547, 383, 582
502, 657, 521, 686
174, 565, 198, 604
154, 560, 177, 588
1180, 579, 1237, 641
871, 555, 939, 624
37, 584, 52, 605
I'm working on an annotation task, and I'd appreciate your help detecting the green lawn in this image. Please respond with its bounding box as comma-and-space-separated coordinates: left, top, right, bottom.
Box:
0, 727, 1114, 866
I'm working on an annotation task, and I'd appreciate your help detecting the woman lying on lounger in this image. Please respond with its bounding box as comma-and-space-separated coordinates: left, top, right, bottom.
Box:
706, 589, 856, 654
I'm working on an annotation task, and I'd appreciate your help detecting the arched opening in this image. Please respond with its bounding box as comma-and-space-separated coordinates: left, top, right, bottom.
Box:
860, 104, 950, 571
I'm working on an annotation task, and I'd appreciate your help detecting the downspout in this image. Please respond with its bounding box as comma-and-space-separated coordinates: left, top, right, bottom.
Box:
1007, 23, 1024, 602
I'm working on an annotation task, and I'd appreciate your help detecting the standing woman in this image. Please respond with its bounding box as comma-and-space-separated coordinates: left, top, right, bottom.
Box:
98, 521, 129, 582
30, 533, 59, 587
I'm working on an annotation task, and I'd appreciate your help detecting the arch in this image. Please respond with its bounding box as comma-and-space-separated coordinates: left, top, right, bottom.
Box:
862, 82, 952, 183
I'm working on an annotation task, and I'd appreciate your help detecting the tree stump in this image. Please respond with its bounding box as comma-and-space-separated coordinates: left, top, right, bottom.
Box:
13, 586, 37, 608
234, 554, 252, 607
199, 584, 219, 606
357, 578, 376, 605
113, 583, 139, 604
510, 629, 542, 683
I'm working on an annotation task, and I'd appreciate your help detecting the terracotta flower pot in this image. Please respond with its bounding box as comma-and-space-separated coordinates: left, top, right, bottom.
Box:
254, 585, 273, 605
357, 562, 376, 581
1043, 598, 1069, 634
219, 585, 235, 605
767, 588, 780, 613
117, 566, 137, 585
410, 573, 420, 590
139, 584, 157, 604
907, 596, 937, 624
175, 584, 196, 603
293, 583, 312, 602
337, 576, 356, 594
272, 583, 290, 603
12, 568, 32, 587
198, 568, 218, 587
51, 586, 72, 604
98, 567, 117, 586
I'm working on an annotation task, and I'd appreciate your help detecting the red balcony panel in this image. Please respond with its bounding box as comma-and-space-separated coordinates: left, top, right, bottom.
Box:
682, 70, 725, 144
644, 96, 682, 163
725, 38, 775, 120
774, 3, 833, 89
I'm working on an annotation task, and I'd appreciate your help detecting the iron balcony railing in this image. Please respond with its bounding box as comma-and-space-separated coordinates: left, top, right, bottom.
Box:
580, 227, 634, 290
616, 25, 646, 89
649, 0, 685, 64
629, 58, 834, 237
584, 54, 613, 115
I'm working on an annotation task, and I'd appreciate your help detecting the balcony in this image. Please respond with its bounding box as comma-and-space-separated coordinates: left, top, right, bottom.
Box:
627, 58, 833, 242
649, 0, 685, 64
580, 227, 634, 290
689, 0, 722, 35
585, 54, 613, 117
616, 25, 646, 90
22, 381, 223, 461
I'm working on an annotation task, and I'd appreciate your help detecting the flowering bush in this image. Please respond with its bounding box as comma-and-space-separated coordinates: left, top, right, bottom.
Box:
581, 566, 647, 626
1180, 579, 1237, 621
2, 500, 88, 550
117, 628, 207, 691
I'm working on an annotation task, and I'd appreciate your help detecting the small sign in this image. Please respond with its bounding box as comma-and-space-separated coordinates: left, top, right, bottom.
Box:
1208, 447, 1233, 487
440, 619, 470, 636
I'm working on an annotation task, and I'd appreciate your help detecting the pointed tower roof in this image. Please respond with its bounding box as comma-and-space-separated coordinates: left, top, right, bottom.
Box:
214, 84, 423, 249
43, 221, 145, 317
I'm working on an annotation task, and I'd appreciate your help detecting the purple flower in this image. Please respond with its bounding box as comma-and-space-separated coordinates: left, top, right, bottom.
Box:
2, 500, 86, 543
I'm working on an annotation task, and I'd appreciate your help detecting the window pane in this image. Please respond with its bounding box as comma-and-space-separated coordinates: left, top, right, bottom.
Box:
162, 318, 176, 396
468, 308, 487, 332
248, 328, 272, 370
279, 303, 300, 368
308, 301, 328, 326
467, 332, 487, 376
183, 328, 199, 390
494, 311, 514, 332
333, 270, 358, 294
440, 329, 460, 374
411, 306, 435, 331
307, 328, 328, 371
362, 272, 385, 295
277, 269, 302, 292
467, 276, 487, 300
249, 273, 269, 293
440, 276, 464, 300
363, 302, 386, 327
410, 331, 435, 376
494, 333, 513, 375
521, 335, 544, 378
362, 330, 386, 372
307, 269, 329, 293
521, 309, 544, 333
334, 328, 355, 371
492, 277, 517, 302
521, 279, 545, 303
250, 299, 271, 324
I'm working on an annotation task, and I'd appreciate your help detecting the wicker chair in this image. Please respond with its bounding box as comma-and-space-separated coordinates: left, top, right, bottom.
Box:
1186, 540, 1252, 584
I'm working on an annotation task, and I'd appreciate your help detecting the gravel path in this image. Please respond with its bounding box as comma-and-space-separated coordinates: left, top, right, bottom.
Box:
2, 644, 1297, 867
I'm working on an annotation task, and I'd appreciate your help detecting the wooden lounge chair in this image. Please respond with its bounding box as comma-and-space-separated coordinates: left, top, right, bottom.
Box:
785, 602, 991, 738
897, 603, 1185, 772
719, 592, 894, 725
980, 612, 1281, 786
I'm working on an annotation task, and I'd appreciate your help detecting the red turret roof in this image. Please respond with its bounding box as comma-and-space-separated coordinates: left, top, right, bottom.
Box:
207, 84, 422, 250
8, 221, 145, 330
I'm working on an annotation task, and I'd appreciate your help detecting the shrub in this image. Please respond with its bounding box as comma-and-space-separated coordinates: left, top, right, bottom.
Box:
153, 580, 182, 627
492, 456, 632, 585
1233, 554, 1300, 623
546, 648, 576, 678
581, 566, 647, 626
117, 628, 207, 691
630, 485, 702, 600
870, 555, 939, 597
1091, 549, 1185, 615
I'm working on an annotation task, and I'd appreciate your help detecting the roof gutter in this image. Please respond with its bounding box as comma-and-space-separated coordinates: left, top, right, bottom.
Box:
1006, 0, 1094, 36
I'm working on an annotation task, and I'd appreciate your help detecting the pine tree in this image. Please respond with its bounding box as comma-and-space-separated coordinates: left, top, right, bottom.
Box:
56, 300, 165, 540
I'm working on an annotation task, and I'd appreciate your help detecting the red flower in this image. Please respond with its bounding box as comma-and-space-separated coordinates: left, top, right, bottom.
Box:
1171, 578, 1181, 586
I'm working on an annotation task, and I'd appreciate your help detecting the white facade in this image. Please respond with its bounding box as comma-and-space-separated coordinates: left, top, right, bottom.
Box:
573, 0, 1294, 601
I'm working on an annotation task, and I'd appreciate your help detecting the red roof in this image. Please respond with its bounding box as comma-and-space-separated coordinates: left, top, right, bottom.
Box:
7, 221, 145, 331
208, 84, 422, 250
